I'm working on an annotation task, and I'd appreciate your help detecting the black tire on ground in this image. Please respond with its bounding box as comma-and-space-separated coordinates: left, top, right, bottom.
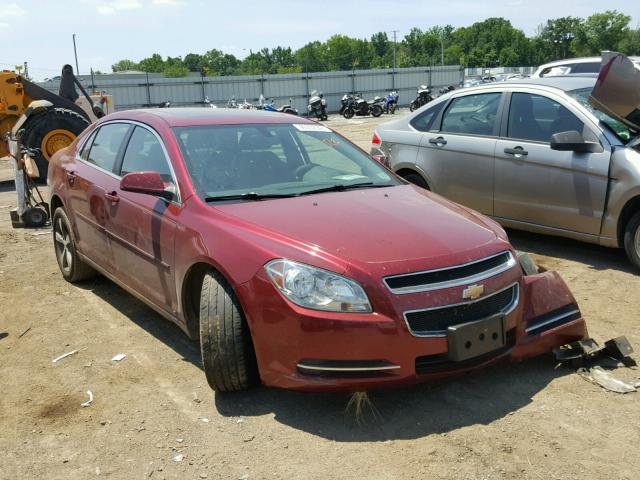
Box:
20, 108, 89, 182
23, 207, 48, 228
199, 270, 257, 392
409, 101, 418, 112
52, 208, 96, 282
321, 113, 328, 121
390, 104, 397, 114
403, 173, 429, 190
623, 211, 640, 270
343, 108, 355, 119
371, 104, 383, 117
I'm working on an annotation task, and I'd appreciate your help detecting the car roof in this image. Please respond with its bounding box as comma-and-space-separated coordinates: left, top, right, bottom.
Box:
105, 108, 314, 127
462, 76, 596, 94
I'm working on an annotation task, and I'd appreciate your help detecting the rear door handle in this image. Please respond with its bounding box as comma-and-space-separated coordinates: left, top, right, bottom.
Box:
63, 168, 77, 185
428, 136, 447, 146
104, 191, 120, 204
504, 147, 528, 158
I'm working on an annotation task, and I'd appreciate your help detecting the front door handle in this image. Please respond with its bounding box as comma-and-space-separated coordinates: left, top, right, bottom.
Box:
504, 147, 528, 158
64, 168, 77, 185
104, 191, 120, 204
428, 136, 447, 146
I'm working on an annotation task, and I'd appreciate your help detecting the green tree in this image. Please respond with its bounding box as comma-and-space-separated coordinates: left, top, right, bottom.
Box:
294, 41, 327, 72
537, 17, 583, 60
619, 28, 640, 55
573, 10, 631, 55
162, 64, 190, 77
111, 59, 138, 72
137, 54, 165, 73
183, 53, 205, 72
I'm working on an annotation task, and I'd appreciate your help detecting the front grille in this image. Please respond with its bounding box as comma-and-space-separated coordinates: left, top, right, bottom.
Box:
404, 284, 518, 336
415, 330, 516, 374
384, 251, 515, 294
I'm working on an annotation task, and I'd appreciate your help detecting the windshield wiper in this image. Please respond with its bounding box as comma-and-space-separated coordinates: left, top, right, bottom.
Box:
297, 182, 393, 196
204, 192, 296, 202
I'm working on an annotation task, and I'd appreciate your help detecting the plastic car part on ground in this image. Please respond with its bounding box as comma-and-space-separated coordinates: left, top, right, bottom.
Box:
554, 336, 637, 394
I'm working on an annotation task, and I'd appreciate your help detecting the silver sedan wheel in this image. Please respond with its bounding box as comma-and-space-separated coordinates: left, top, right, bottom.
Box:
635, 227, 640, 257
54, 216, 73, 275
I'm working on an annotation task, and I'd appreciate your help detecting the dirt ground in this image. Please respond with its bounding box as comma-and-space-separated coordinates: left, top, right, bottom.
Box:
1, 111, 639, 480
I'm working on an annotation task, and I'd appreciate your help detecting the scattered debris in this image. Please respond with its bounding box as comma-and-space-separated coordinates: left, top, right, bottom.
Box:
243, 435, 255, 443
81, 390, 94, 407
199, 417, 209, 423
239, 474, 249, 480
18, 326, 31, 338
111, 353, 127, 362
578, 366, 637, 394
554, 336, 635, 368
192, 392, 201, 404
176, 438, 184, 443
52, 350, 78, 363
173, 454, 184, 463
236, 416, 245, 424
0, 332, 8, 341
30, 230, 51, 236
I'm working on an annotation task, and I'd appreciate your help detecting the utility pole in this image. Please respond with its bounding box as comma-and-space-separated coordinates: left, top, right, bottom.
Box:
72, 34, 79, 75
440, 31, 445, 66
23, 61, 29, 79
391, 30, 399, 72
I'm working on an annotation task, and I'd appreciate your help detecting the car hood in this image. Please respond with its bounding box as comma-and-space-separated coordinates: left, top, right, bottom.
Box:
215, 185, 507, 273
590, 51, 640, 132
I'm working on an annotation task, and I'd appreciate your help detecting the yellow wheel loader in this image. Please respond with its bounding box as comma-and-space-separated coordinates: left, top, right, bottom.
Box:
1, 64, 105, 181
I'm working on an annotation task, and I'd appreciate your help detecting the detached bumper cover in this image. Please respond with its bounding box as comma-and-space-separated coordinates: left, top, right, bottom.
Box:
238, 269, 587, 392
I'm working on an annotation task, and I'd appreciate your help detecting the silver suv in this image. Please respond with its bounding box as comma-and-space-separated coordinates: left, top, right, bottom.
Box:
372, 52, 640, 269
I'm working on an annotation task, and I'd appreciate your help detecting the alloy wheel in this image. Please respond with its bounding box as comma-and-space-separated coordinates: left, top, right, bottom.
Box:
54, 216, 72, 274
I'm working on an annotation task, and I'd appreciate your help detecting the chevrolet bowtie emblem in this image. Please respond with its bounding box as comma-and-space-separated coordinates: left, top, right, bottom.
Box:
462, 284, 484, 300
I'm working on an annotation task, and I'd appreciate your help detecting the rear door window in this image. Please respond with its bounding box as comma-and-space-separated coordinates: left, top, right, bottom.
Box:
507, 93, 584, 143
85, 123, 130, 172
440, 93, 501, 136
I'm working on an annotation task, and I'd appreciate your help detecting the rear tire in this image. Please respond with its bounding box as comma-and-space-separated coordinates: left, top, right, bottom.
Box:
409, 100, 418, 112
343, 108, 355, 119
371, 105, 383, 117
23, 207, 48, 228
403, 173, 429, 190
19, 108, 89, 182
321, 112, 328, 121
390, 104, 397, 114
199, 270, 257, 392
52, 208, 96, 282
623, 211, 640, 270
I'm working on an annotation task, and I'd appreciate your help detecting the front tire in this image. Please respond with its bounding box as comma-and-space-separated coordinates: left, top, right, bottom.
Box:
623, 211, 640, 270
371, 105, 383, 117
343, 108, 355, 119
409, 100, 419, 112
52, 208, 96, 282
199, 270, 257, 392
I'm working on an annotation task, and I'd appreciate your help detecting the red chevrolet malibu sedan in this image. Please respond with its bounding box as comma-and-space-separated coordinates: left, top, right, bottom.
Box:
48, 108, 587, 392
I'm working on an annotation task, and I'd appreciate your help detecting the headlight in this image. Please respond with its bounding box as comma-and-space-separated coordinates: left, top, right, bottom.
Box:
264, 259, 372, 313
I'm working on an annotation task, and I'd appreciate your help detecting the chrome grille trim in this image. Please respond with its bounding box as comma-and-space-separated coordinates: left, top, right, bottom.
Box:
384, 251, 516, 294
525, 307, 580, 335
403, 282, 520, 338
296, 363, 400, 372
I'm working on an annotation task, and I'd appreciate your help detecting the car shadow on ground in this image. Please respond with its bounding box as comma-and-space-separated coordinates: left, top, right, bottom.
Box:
78, 276, 571, 442
0, 180, 16, 193
506, 228, 634, 273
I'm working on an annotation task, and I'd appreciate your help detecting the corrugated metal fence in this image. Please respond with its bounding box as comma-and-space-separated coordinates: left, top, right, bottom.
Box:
38, 65, 464, 114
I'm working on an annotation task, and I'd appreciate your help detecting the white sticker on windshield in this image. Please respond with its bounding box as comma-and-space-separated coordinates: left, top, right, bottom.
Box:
293, 123, 332, 132
332, 174, 367, 181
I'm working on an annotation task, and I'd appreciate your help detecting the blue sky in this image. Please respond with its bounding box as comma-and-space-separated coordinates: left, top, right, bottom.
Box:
2, 0, 639, 79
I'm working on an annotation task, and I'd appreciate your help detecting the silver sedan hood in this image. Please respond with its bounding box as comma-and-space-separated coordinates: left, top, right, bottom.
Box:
589, 52, 640, 132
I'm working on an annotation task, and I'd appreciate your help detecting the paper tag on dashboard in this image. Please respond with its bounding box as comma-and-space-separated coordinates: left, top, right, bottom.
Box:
293, 123, 331, 132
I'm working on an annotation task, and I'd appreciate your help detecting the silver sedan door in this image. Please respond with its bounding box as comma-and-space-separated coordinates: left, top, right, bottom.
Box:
494, 90, 611, 236
416, 91, 504, 215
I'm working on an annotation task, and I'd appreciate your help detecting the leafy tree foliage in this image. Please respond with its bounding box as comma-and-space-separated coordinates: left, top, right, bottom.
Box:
110, 10, 639, 76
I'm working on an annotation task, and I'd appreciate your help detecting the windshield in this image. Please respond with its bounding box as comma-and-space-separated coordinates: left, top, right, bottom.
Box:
173, 123, 398, 201
568, 87, 638, 143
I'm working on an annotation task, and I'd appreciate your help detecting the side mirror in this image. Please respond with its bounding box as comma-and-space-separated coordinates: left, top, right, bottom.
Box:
550, 130, 601, 153
120, 171, 173, 200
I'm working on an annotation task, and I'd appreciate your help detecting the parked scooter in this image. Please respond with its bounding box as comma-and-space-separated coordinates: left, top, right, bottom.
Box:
262, 98, 298, 115
204, 96, 217, 108
409, 85, 433, 111
158, 100, 171, 108
340, 93, 383, 119
383, 91, 399, 114
307, 90, 328, 120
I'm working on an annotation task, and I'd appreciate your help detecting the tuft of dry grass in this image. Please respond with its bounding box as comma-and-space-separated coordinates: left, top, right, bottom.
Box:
344, 391, 379, 425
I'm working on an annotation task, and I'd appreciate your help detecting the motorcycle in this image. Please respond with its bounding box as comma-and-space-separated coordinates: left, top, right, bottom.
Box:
226, 97, 253, 109
340, 93, 383, 119
204, 96, 217, 108
307, 90, 328, 120
409, 85, 433, 111
262, 98, 298, 115
158, 100, 171, 108
383, 91, 399, 114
